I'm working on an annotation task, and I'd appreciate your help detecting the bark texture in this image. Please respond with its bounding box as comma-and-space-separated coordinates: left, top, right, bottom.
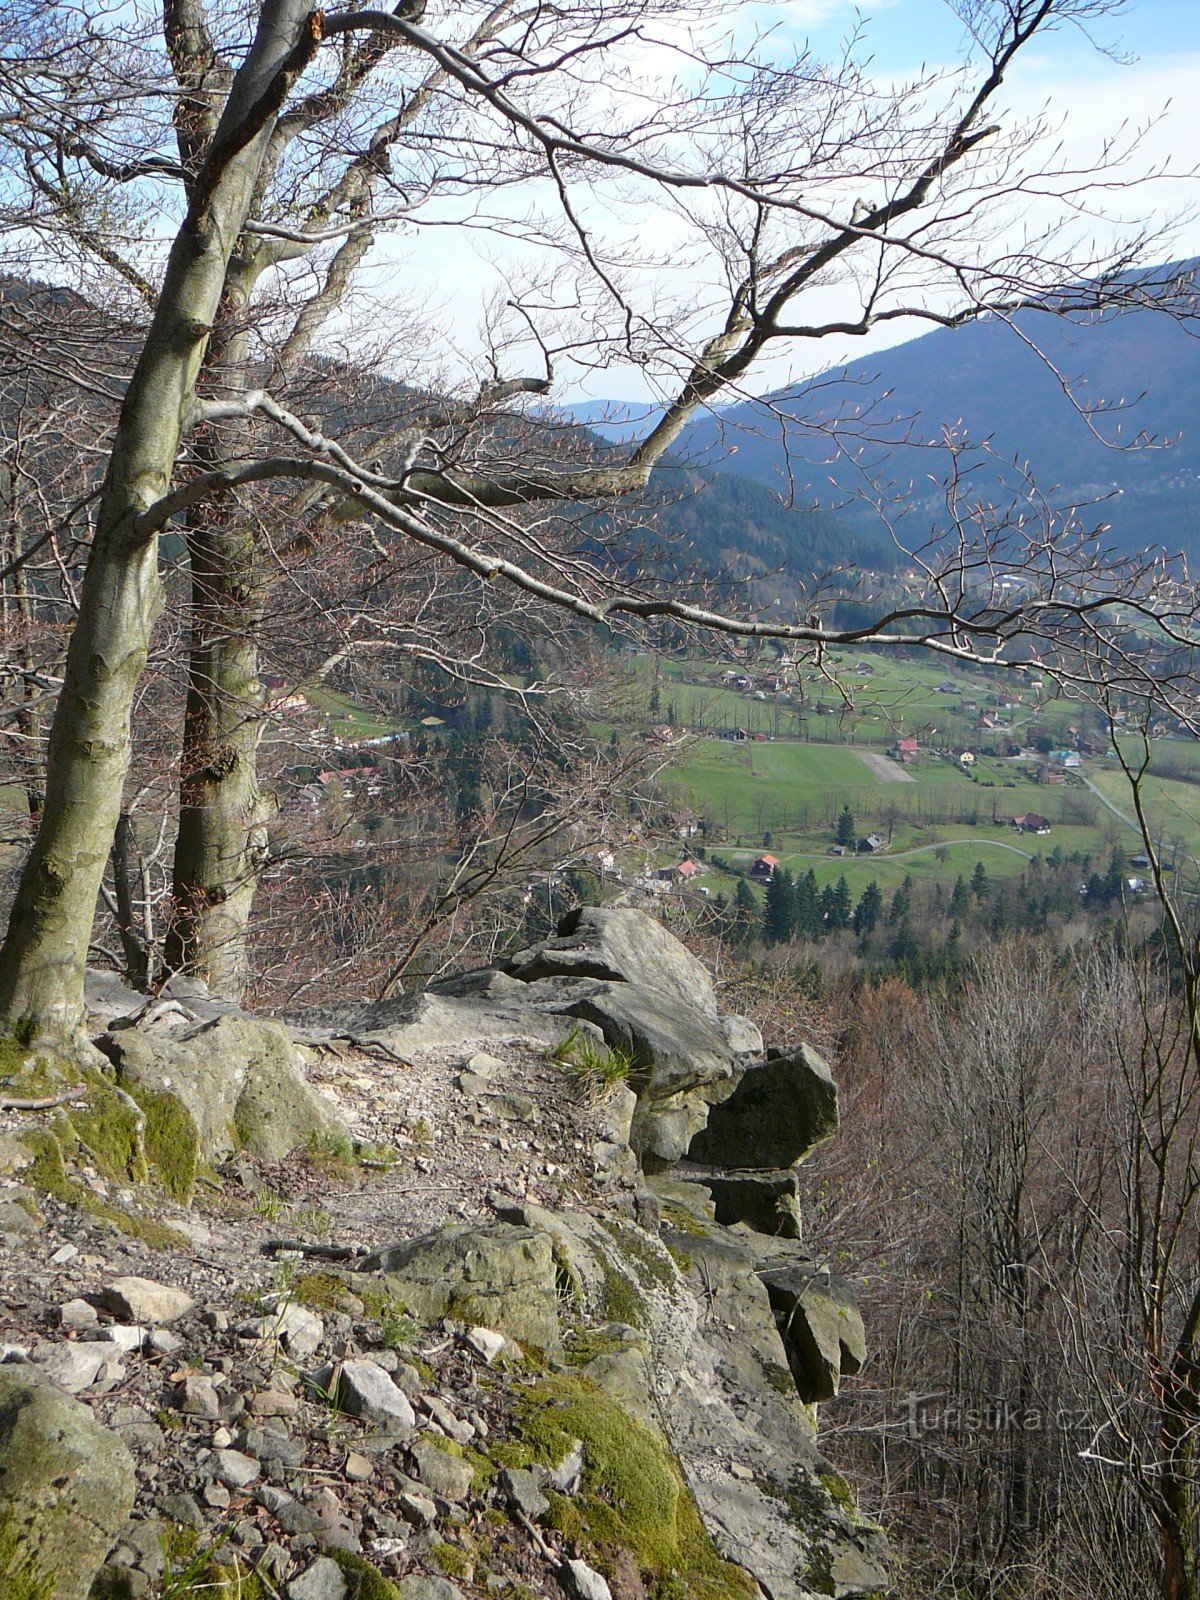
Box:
0, 0, 318, 1047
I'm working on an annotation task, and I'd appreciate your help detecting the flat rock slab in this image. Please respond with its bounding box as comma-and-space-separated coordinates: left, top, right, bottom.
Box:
101, 1275, 195, 1325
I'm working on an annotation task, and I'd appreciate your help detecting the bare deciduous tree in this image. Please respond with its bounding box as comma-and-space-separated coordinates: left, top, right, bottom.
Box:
0, 0, 1197, 1049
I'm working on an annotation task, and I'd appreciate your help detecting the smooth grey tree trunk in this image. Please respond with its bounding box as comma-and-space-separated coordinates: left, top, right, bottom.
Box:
0, 0, 318, 1052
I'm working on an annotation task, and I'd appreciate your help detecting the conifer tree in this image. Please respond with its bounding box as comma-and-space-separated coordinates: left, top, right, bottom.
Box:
854, 881, 883, 937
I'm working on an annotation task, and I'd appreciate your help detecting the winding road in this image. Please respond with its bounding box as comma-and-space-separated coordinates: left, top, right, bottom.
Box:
729, 838, 1035, 866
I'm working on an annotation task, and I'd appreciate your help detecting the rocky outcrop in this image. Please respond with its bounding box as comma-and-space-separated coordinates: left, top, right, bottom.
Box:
292, 906, 765, 1164
100, 1012, 350, 1168
688, 1043, 839, 1169
760, 1263, 867, 1404
0, 1365, 136, 1600
0, 907, 880, 1600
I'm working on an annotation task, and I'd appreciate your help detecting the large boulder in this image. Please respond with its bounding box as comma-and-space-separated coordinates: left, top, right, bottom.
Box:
0, 1365, 136, 1600
687, 1166, 805, 1239
501, 906, 718, 1012
501, 909, 762, 1162
514, 1201, 698, 1400
100, 1013, 349, 1165
354, 1223, 562, 1356
688, 1043, 839, 1169
760, 1264, 867, 1403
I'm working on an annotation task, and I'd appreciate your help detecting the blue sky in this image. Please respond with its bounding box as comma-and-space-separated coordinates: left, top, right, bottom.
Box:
365, 0, 1200, 403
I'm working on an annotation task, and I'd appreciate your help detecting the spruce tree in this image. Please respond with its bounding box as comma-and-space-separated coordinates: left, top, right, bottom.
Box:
835, 805, 856, 847
763, 868, 796, 945
853, 880, 883, 936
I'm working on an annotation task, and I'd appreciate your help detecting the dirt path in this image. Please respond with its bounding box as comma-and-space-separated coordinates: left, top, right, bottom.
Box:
856, 749, 915, 782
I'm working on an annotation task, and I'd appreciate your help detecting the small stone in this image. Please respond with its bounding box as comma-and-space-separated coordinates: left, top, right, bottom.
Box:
398, 1491, 438, 1526
178, 1374, 221, 1419
149, 1326, 184, 1356
243, 1302, 324, 1361
399, 1578, 465, 1600
59, 1297, 99, 1329
252, 1426, 306, 1470
251, 1387, 301, 1417
546, 1439, 583, 1495
464, 1327, 505, 1363
38, 1340, 123, 1393
500, 1466, 549, 1521
215, 1448, 261, 1488
101, 1276, 195, 1326
288, 1554, 349, 1600
422, 1395, 474, 1444
0, 1131, 34, 1175
203, 1481, 231, 1509
0, 1199, 38, 1235
313, 1360, 415, 1431
478, 1091, 535, 1122
159, 1491, 206, 1530
561, 1558, 612, 1600
391, 1362, 424, 1397
102, 1324, 148, 1354
257, 1483, 296, 1513
50, 1242, 78, 1264
730, 1461, 754, 1481
409, 1436, 474, 1502
274, 1499, 323, 1536
125, 1518, 168, 1576
467, 1051, 506, 1077
344, 1451, 373, 1482
456, 1071, 492, 1094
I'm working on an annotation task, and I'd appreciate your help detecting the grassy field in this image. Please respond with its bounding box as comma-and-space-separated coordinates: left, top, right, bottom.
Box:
659, 728, 1186, 906
640, 650, 1089, 751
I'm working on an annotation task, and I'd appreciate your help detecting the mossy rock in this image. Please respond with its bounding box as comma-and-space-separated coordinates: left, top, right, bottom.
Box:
516, 1372, 756, 1600
356, 1224, 562, 1355
0, 1367, 136, 1600
18, 1128, 189, 1250
100, 1015, 348, 1165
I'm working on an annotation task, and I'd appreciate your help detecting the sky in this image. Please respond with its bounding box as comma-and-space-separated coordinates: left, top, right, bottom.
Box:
362, 0, 1200, 407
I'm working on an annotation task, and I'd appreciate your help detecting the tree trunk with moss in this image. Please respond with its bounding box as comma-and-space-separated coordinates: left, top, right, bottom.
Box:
0, 0, 320, 1051
163, 264, 273, 999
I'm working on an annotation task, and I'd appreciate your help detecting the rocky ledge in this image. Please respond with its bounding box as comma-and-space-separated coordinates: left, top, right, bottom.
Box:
0, 908, 886, 1600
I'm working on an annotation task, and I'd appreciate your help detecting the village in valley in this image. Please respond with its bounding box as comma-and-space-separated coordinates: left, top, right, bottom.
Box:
619, 645, 1189, 920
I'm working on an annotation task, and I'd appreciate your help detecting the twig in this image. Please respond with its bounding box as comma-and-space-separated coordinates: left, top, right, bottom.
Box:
0, 1090, 88, 1110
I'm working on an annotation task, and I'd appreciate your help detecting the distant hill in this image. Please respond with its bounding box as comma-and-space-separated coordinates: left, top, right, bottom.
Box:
670, 259, 1200, 560
617, 466, 893, 594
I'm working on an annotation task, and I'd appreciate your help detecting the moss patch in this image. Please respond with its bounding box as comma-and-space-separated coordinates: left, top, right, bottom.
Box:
516, 1373, 757, 1600
431, 1540, 473, 1579
18, 1127, 189, 1251
660, 1203, 708, 1237
292, 1271, 361, 1313
325, 1547, 401, 1599
0, 1514, 55, 1600
818, 1469, 855, 1513
563, 1328, 637, 1367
